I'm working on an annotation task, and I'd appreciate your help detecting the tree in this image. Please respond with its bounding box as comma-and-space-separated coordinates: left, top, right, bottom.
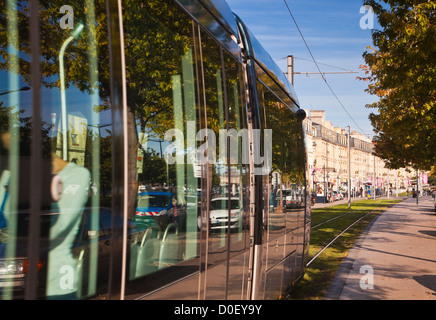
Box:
359, 0, 436, 170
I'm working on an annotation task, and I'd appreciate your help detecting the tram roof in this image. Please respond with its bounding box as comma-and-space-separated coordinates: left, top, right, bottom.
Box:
246, 26, 300, 109
235, 15, 300, 110
175, 0, 300, 109
175, 0, 241, 57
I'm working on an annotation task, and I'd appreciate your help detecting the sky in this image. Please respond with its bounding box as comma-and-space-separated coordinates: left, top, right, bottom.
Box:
225, 0, 379, 138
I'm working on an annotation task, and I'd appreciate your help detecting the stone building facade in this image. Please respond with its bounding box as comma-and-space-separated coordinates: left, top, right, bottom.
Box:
303, 110, 417, 197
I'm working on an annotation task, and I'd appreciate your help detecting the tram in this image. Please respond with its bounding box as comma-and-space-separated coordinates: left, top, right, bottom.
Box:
0, 0, 310, 300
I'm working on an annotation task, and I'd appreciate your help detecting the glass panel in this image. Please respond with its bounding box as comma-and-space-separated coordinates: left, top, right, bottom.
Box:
222, 50, 249, 299
1, 1, 113, 300
123, 1, 201, 291
0, 1, 32, 299
221, 51, 248, 247
263, 88, 287, 239
201, 29, 249, 299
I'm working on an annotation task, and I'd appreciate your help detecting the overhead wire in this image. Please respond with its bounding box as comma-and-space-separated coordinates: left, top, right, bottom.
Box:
283, 0, 373, 140
277, 56, 356, 73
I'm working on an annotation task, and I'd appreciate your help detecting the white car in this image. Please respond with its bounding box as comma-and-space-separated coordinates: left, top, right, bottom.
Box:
209, 197, 241, 230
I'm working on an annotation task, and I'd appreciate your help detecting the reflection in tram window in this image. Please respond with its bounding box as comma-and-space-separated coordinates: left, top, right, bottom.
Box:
125, 1, 200, 284
257, 80, 306, 293
0, 1, 114, 300
259, 83, 305, 237
202, 28, 249, 299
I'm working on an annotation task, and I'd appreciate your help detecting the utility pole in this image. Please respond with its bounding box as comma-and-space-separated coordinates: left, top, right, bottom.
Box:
373, 155, 376, 200
285, 55, 358, 82
287, 55, 294, 86
347, 126, 351, 209
387, 168, 390, 199
416, 169, 419, 205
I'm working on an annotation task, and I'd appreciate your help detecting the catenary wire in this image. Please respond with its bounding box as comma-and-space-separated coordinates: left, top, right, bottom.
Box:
283, 0, 373, 140
276, 55, 356, 73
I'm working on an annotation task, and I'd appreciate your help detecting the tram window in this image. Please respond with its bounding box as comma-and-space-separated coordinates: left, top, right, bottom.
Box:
1, 1, 113, 300
124, 1, 201, 286
259, 83, 305, 238
0, 5, 34, 298
199, 28, 248, 299
201, 30, 247, 262
261, 86, 287, 238
223, 52, 249, 250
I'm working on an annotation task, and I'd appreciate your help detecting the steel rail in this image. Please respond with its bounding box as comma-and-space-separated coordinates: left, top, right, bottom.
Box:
306, 210, 375, 267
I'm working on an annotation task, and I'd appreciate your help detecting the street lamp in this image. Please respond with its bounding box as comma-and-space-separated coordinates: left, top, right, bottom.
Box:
59, 23, 84, 161
0, 86, 31, 96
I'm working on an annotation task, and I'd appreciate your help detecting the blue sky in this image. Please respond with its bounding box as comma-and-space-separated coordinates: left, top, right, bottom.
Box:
226, 0, 379, 138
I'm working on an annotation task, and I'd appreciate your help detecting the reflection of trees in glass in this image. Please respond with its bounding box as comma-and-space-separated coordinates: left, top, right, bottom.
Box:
122, 0, 195, 137
1, 0, 195, 194
263, 88, 304, 187
138, 149, 176, 186
0, 0, 111, 198
1, 1, 106, 93
0, 0, 197, 131
0, 103, 51, 157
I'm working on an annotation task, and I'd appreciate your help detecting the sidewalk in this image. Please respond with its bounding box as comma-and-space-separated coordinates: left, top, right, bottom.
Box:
325, 195, 436, 300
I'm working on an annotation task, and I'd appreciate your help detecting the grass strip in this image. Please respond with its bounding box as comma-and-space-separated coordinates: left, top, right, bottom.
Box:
288, 198, 403, 300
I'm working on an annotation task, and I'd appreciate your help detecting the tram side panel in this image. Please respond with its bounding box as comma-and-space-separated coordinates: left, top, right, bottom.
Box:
0, 0, 308, 300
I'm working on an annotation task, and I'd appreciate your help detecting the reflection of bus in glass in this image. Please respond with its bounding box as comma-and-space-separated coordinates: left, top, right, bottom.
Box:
134, 192, 174, 230
0, 0, 310, 300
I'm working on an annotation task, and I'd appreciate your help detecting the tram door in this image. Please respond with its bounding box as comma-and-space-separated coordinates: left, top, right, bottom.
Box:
256, 81, 305, 299
201, 30, 250, 300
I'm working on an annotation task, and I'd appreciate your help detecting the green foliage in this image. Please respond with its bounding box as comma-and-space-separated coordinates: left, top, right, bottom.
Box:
360, 0, 436, 170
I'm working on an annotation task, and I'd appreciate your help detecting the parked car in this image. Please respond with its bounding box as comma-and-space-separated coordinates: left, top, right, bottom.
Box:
208, 197, 241, 231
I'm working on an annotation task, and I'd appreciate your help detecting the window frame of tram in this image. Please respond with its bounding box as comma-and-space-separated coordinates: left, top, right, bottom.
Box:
123, 1, 250, 298
1, 1, 117, 300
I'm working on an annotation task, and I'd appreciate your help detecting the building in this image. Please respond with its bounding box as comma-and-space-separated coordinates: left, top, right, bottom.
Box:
303, 110, 416, 199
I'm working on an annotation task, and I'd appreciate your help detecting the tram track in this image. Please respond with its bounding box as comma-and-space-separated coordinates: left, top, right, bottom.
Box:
288, 198, 406, 300
310, 211, 352, 230
305, 198, 404, 268
306, 210, 375, 267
